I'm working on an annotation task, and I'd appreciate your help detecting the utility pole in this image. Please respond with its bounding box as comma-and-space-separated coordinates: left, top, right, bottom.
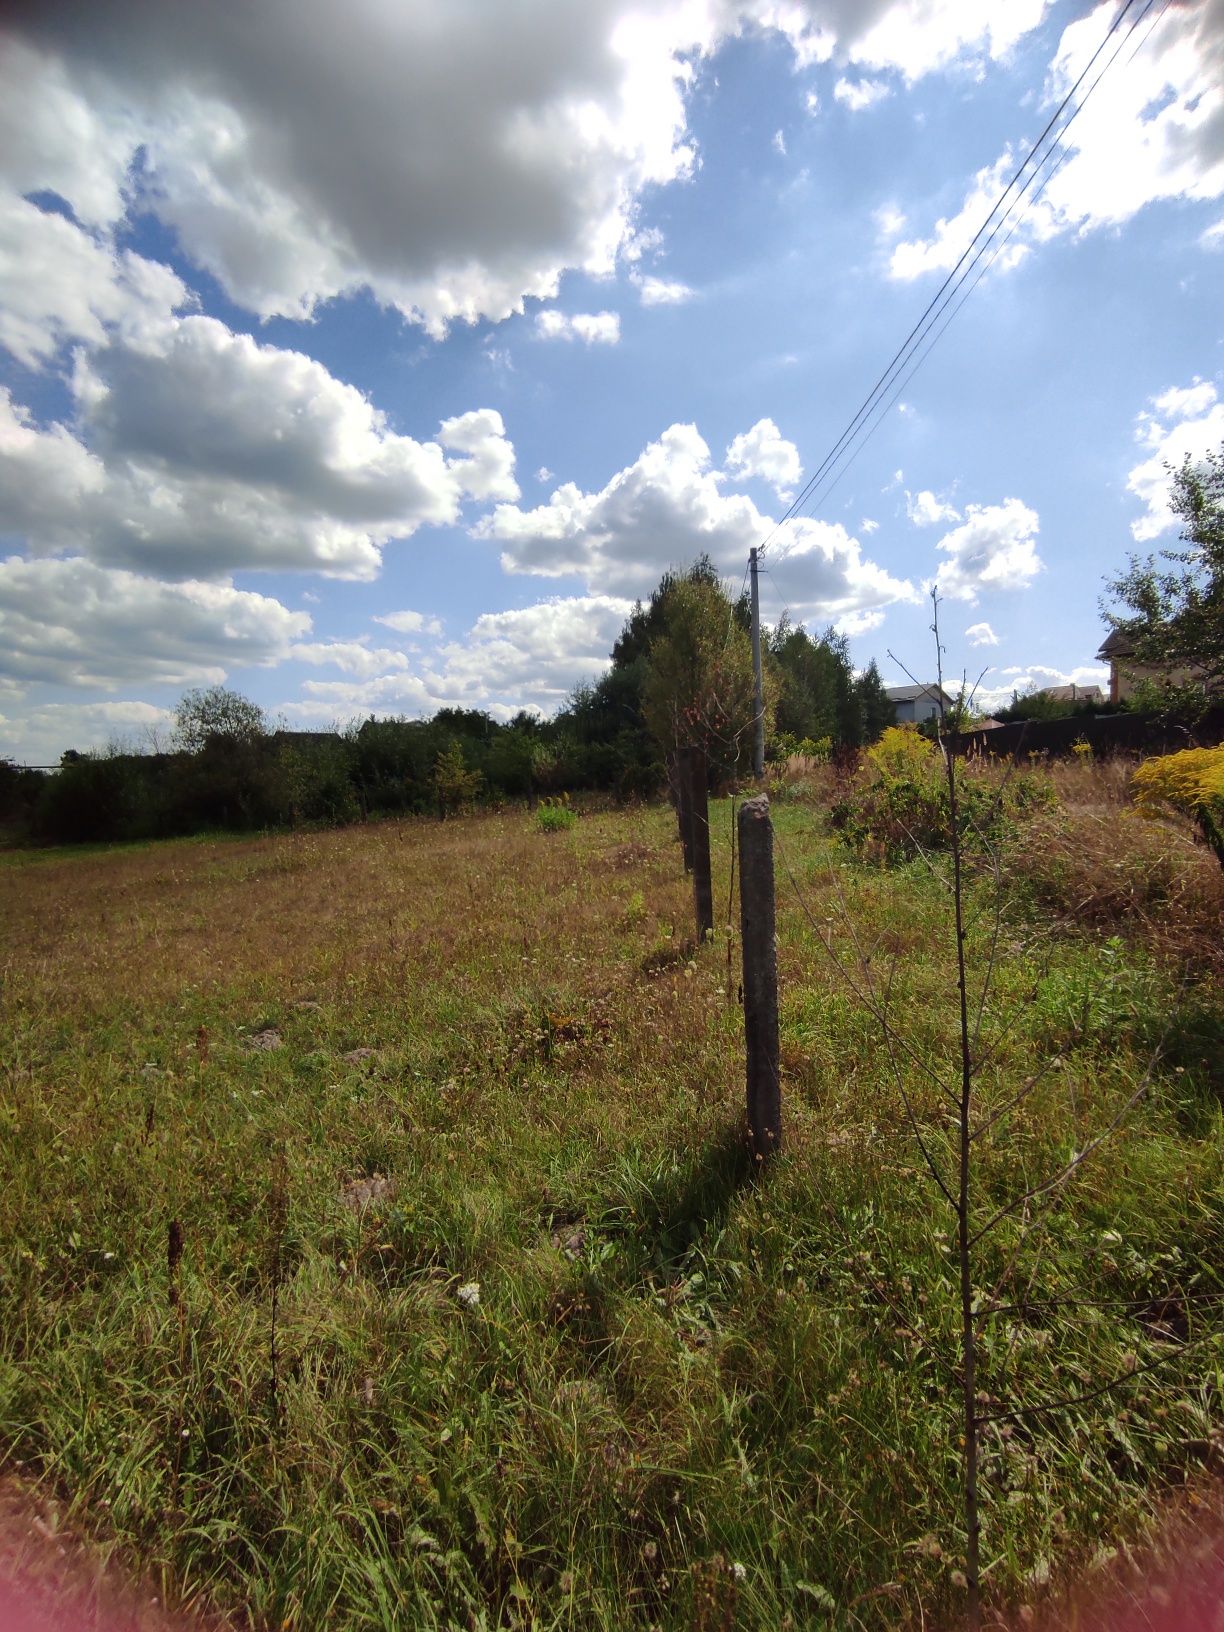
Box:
750, 547, 765, 777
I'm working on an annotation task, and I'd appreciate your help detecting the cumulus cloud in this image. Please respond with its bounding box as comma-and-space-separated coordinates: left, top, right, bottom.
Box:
476, 420, 917, 622
631, 273, 695, 306
0, 3, 1062, 338
1127, 377, 1224, 541
892, 1, 1224, 280
965, 621, 999, 646
535, 310, 621, 344
906, 488, 960, 527
833, 76, 891, 111
0, 555, 310, 691
931, 498, 1042, 602
0, 700, 177, 764
974, 662, 1108, 714
0, 195, 190, 369
373, 610, 444, 637
286, 594, 633, 721
2, 322, 517, 579
288, 641, 413, 679
724, 418, 802, 500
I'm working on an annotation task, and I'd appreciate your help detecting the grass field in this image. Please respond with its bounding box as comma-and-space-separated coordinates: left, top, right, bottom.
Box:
1, 774, 1222, 1630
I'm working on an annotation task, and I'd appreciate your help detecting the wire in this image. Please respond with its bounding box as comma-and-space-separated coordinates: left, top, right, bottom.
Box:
755, 0, 1157, 559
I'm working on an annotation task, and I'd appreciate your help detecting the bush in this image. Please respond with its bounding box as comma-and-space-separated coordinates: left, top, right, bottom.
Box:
1132, 745, 1224, 870
831, 725, 1054, 862
535, 795, 577, 833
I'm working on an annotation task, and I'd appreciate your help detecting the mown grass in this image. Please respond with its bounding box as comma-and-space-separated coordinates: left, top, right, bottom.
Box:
1, 776, 1222, 1630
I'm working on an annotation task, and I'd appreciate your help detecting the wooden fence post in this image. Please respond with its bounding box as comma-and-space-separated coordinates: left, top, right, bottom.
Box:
686, 744, 714, 941
673, 751, 694, 874
738, 794, 781, 1161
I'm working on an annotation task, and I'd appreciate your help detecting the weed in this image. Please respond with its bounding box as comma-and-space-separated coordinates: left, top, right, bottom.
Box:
535, 793, 577, 833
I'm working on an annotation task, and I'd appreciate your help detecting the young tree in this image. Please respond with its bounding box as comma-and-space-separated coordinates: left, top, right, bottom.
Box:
641, 575, 761, 772
1103, 441, 1224, 707
173, 686, 267, 753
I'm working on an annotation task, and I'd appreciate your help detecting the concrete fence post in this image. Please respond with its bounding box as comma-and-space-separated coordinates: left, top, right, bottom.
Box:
673, 750, 694, 874
686, 744, 714, 941
738, 794, 781, 1161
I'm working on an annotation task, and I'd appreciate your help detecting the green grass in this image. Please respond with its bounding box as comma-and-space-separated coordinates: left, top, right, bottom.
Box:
1, 793, 1221, 1629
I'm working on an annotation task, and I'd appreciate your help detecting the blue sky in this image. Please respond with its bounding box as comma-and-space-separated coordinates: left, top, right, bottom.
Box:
1, 0, 1222, 762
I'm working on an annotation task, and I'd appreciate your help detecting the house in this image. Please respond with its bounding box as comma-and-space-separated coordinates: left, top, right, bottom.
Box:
885, 683, 954, 724
1095, 629, 1206, 706
1033, 683, 1104, 706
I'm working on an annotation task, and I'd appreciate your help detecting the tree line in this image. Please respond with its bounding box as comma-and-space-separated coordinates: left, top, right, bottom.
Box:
1, 557, 896, 846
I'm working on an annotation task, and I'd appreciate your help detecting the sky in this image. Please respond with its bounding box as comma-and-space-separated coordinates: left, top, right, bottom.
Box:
1, 0, 1222, 764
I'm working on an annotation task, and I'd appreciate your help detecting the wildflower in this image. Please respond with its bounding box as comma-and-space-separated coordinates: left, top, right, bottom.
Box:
456, 1281, 481, 1308
732, 1561, 747, 1582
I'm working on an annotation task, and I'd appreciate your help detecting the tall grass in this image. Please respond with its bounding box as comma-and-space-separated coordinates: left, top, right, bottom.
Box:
1, 780, 1221, 1628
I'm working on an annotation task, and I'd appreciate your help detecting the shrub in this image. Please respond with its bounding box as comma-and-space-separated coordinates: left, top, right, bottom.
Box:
535, 794, 577, 833
1132, 745, 1224, 869
831, 725, 1054, 862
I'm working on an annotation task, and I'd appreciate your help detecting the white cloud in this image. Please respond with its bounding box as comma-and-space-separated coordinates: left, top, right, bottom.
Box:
973, 662, 1108, 714
0, 555, 310, 692
931, 498, 1042, 602
289, 641, 413, 679
477, 420, 917, 621
0, 3, 1063, 338
906, 488, 960, 527
772, 129, 788, 156
892, 1, 1224, 280
0, 700, 177, 765
837, 608, 886, 636
632, 274, 695, 306
724, 418, 803, 500
285, 594, 633, 720
373, 610, 444, 637
536, 466, 554, 484
1, 321, 517, 579
438, 596, 633, 709
0, 196, 190, 370
1127, 378, 1224, 541
965, 621, 999, 647
535, 310, 621, 344
804, 90, 821, 115
833, 76, 891, 112
873, 202, 906, 238
839, 0, 1050, 79
859, 517, 879, 533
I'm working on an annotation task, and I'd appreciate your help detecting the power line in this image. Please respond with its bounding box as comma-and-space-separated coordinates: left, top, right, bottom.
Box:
755, 0, 1156, 559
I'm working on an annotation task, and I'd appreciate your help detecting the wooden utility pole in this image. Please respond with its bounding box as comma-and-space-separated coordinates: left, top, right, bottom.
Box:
750, 547, 765, 778
738, 794, 781, 1160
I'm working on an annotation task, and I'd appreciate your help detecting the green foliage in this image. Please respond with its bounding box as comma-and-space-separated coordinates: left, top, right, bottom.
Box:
1132, 745, 1224, 869
534, 793, 577, 833
173, 685, 267, 752
832, 726, 1054, 862
1103, 440, 1224, 709
432, 741, 484, 817
641, 575, 763, 773
2, 801, 1221, 1629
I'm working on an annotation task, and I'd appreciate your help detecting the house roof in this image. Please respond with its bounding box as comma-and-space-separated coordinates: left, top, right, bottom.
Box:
1038, 684, 1104, 702
1096, 628, 1133, 660
885, 683, 951, 703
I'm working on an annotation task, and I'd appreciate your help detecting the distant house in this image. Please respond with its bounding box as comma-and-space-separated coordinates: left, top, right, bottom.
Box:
885, 683, 954, 724
1034, 683, 1104, 706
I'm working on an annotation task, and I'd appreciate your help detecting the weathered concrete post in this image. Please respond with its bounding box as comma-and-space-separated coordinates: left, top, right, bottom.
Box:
738, 794, 781, 1161
673, 751, 694, 874
686, 744, 714, 941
